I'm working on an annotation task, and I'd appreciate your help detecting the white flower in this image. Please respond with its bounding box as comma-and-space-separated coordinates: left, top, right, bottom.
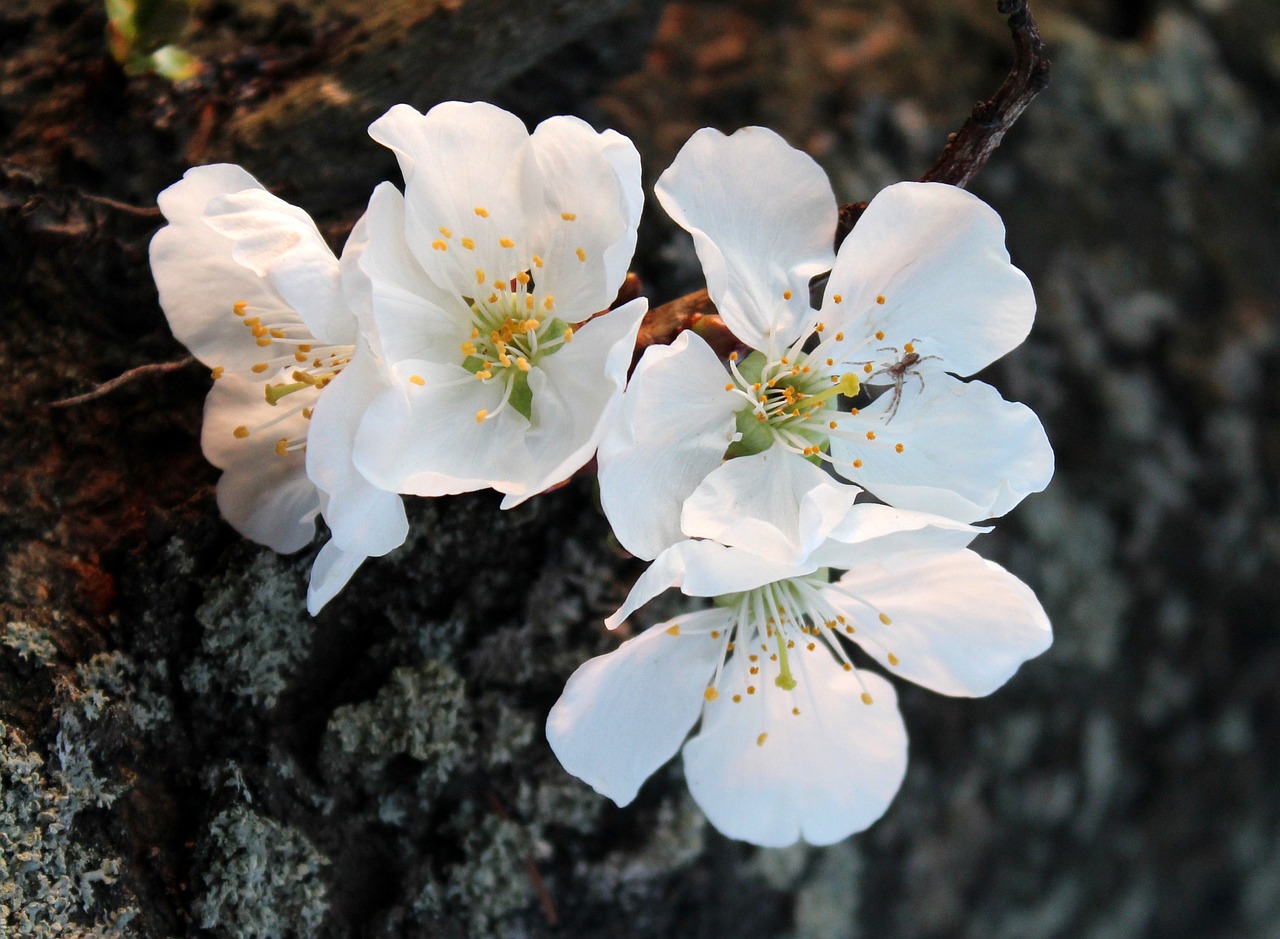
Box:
598, 126, 1053, 559
150, 165, 407, 613
348, 102, 648, 506
547, 451, 1052, 847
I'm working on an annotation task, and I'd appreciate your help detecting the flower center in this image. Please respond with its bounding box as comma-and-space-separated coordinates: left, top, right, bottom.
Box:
218, 300, 354, 457
723, 349, 861, 460
701, 573, 902, 724
456, 271, 573, 423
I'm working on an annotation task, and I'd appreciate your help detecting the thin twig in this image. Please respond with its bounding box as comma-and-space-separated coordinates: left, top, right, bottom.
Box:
640, 0, 1050, 350
483, 790, 559, 926
51, 358, 198, 408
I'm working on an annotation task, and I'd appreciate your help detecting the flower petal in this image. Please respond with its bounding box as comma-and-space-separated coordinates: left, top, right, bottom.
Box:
683, 655, 907, 847
821, 182, 1035, 377
151, 165, 288, 372
358, 182, 470, 366
655, 127, 836, 353
500, 298, 647, 507
680, 446, 862, 564
527, 117, 642, 316
369, 102, 535, 297
546, 609, 732, 806
606, 540, 813, 630
200, 372, 319, 553
203, 188, 354, 346
305, 340, 408, 559
809, 504, 983, 572
352, 361, 527, 497
597, 329, 741, 559
307, 538, 368, 616
823, 548, 1052, 697
830, 373, 1054, 522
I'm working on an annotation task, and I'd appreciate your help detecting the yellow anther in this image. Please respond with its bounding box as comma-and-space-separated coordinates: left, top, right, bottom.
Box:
835, 331, 845, 341
832, 294, 843, 304
461, 342, 477, 355
461, 237, 476, 250
711, 630, 720, 639
523, 318, 540, 332
269, 328, 286, 338
888, 653, 900, 666
525, 295, 535, 310
725, 383, 734, 392
792, 707, 800, 716
829, 420, 838, 429
272, 437, 291, 456
749, 654, 757, 662
211, 366, 225, 380
533, 254, 544, 268
487, 294, 498, 304
475, 269, 486, 284
233, 425, 249, 439
875, 330, 885, 341
439, 226, 452, 238
863, 362, 873, 374
474, 206, 489, 217
845, 624, 855, 634
756, 733, 768, 747
895, 443, 904, 453
470, 326, 480, 339
826, 358, 834, 367
780, 357, 789, 365
543, 296, 555, 311
783, 290, 793, 300
807, 642, 816, 651
816, 322, 825, 332
561, 212, 577, 221
499, 237, 515, 248
475, 409, 488, 423
866, 431, 876, 440
493, 279, 507, 291
475, 370, 492, 380
861, 692, 874, 705
749, 666, 759, 675
666, 624, 680, 636
904, 342, 915, 354
729, 352, 739, 362
852, 459, 863, 468
732, 694, 742, 703
879, 612, 892, 625
432, 239, 447, 251
876, 294, 886, 305
294, 351, 307, 363
704, 687, 718, 701
233, 301, 249, 316
302, 407, 313, 419
256, 336, 272, 347
575, 246, 586, 262
842, 662, 852, 671
747, 685, 756, 695
516, 271, 530, 285
516, 357, 530, 372
409, 375, 425, 386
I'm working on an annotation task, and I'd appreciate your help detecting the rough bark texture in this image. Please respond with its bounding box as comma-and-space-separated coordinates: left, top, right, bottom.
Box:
3, 1, 1279, 937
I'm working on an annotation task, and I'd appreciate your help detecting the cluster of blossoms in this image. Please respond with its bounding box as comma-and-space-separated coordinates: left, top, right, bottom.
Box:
152, 104, 1054, 847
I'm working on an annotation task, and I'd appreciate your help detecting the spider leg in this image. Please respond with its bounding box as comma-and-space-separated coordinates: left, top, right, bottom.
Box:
884, 378, 905, 423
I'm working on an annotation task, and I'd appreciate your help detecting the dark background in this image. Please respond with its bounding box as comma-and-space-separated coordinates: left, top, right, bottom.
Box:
2, 0, 1278, 936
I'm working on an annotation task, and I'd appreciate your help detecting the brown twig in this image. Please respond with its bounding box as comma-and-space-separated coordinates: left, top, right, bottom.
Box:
51, 358, 198, 408
640, 0, 1049, 351
483, 790, 559, 926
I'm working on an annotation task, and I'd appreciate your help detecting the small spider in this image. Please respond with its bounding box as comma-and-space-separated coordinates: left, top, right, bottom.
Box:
867, 342, 941, 423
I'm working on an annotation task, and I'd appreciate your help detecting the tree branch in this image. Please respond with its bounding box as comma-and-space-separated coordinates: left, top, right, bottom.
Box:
641, 0, 1049, 352
51, 358, 198, 408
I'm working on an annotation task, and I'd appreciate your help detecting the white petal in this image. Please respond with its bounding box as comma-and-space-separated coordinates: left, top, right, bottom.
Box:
369, 102, 536, 297
357, 182, 469, 365
655, 127, 836, 353
352, 361, 527, 497
340, 203, 374, 327
527, 117, 641, 316
680, 446, 862, 564
683, 656, 907, 847
546, 609, 732, 806
305, 341, 408, 558
606, 540, 812, 630
500, 298, 647, 506
821, 182, 1035, 377
307, 539, 368, 615
201, 372, 319, 553
829, 373, 1054, 522
824, 548, 1052, 697
151, 165, 287, 372
204, 188, 354, 346
809, 504, 983, 572
597, 330, 741, 559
